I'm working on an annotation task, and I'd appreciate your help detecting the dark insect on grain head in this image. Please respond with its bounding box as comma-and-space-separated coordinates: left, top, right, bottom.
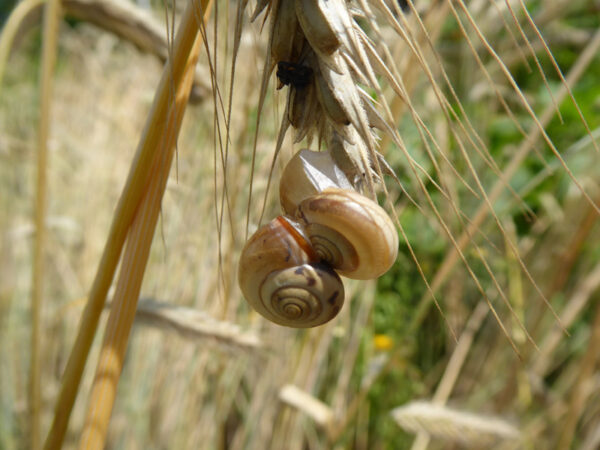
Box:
276, 61, 313, 89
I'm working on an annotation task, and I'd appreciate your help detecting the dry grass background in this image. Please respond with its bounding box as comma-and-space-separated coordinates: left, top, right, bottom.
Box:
1, 0, 599, 449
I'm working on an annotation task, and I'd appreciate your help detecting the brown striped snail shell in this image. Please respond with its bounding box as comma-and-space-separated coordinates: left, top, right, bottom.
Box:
295, 187, 399, 280
238, 216, 345, 328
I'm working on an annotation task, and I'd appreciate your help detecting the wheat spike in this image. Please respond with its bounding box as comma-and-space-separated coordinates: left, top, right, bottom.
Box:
391, 401, 521, 447
133, 298, 263, 352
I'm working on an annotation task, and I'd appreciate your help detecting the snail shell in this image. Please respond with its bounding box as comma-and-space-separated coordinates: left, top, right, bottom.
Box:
295, 187, 398, 280
238, 216, 345, 328
279, 148, 354, 215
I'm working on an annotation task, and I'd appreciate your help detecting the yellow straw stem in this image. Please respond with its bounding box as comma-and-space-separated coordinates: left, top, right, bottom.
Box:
79, 37, 201, 445
44, 0, 212, 448
31, 0, 61, 449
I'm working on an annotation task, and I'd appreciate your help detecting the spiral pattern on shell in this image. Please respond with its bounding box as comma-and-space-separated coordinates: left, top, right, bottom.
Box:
260, 263, 344, 327
303, 222, 357, 272
295, 187, 399, 280
238, 216, 345, 328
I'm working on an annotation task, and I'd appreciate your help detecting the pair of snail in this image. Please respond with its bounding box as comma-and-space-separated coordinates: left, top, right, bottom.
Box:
238, 149, 398, 328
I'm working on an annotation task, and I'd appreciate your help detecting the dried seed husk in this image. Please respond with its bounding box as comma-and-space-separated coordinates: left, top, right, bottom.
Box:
251, 0, 271, 22
374, 151, 401, 183
314, 66, 351, 125
330, 129, 371, 186
330, 131, 361, 183
358, 87, 389, 131
295, 0, 341, 55
355, 25, 407, 102
290, 83, 321, 143
271, 0, 300, 63
317, 57, 367, 129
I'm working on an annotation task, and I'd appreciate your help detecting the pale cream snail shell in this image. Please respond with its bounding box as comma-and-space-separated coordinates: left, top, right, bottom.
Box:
238, 216, 345, 328
279, 148, 354, 216
295, 187, 399, 280
279, 149, 398, 280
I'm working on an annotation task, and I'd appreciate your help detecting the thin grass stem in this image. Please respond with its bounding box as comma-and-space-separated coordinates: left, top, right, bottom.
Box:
410, 29, 600, 334
31, 0, 62, 449
557, 294, 600, 448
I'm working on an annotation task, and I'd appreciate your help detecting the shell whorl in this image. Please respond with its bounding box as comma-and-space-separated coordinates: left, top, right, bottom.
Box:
260, 263, 344, 327
238, 216, 344, 328
296, 187, 398, 280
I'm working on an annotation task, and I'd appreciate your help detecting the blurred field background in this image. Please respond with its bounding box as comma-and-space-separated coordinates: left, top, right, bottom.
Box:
1, 0, 600, 448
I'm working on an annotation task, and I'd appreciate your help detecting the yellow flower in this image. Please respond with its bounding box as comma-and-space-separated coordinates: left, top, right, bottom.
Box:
374, 334, 394, 351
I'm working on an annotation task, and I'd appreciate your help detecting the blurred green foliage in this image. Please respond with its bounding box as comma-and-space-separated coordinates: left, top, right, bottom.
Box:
361, 6, 600, 446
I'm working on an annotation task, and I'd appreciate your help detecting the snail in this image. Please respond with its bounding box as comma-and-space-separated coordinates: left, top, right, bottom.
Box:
238, 215, 345, 328
279, 148, 354, 215
239, 148, 398, 328
280, 149, 398, 279
295, 187, 398, 280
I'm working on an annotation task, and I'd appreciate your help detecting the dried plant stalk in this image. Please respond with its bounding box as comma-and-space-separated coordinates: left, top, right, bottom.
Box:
44, 1, 211, 448
31, 0, 62, 449
77, 2, 211, 446
532, 261, 600, 377
61, 0, 209, 101
558, 299, 600, 447
62, 0, 167, 57
0, 0, 209, 103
